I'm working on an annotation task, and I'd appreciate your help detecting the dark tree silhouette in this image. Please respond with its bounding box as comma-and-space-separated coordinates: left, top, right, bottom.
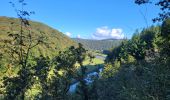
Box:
135, 0, 170, 22
3, 0, 44, 99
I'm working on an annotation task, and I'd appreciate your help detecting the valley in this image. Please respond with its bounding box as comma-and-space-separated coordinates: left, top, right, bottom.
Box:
0, 0, 170, 100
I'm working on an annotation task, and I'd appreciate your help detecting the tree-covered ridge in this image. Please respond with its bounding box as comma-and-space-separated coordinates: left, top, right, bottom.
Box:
73, 38, 123, 51
0, 16, 76, 57
106, 26, 161, 63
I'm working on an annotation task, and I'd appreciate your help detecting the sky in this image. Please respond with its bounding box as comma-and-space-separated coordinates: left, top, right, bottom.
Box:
0, 0, 160, 39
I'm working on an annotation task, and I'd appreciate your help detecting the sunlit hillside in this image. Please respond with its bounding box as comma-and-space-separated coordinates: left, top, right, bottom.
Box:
0, 16, 76, 57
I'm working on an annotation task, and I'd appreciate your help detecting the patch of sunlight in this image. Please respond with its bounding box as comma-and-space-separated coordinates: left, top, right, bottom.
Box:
75, 57, 104, 66
25, 83, 41, 99
58, 70, 64, 75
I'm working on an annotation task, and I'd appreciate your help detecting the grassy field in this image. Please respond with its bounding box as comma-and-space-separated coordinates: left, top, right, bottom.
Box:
93, 52, 107, 57
75, 54, 105, 74
83, 57, 104, 65
81, 58, 104, 73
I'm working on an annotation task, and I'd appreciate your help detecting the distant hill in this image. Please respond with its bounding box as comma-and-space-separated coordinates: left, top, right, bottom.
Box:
0, 16, 76, 57
72, 38, 123, 51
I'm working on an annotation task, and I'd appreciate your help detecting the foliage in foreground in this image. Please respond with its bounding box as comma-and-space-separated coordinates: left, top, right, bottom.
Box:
2, 43, 94, 100
95, 19, 170, 100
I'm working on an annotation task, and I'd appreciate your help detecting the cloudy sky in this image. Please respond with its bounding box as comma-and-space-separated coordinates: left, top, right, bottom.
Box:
0, 0, 160, 39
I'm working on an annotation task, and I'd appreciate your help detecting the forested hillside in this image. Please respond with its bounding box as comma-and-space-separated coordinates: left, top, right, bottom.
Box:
73, 38, 123, 51
0, 16, 76, 57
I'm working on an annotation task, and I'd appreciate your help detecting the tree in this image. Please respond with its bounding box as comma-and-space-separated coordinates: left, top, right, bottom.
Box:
135, 0, 170, 22
33, 55, 51, 99
32, 43, 91, 100
75, 43, 89, 100
160, 18, 170, 57
46, 46, 78, 99
3, 0, 44, 99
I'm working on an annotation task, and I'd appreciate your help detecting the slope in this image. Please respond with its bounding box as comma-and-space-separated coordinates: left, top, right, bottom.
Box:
0, 16, 76, 57
72, 38, 123, 51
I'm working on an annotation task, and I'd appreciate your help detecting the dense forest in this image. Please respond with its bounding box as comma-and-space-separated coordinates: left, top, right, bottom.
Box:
0, 16, 76, 57
73, 38, 123, 51
98, 23, 170, 100
0, 0, 170, 100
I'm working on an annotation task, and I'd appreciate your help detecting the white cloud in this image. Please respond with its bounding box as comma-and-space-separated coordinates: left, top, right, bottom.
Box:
92, 26, 125, 40
65, 32, 71, 37
77, 34, 81, 38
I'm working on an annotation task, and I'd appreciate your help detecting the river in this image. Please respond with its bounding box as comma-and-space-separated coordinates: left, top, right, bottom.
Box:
69, 55, 105, 93
69, 67, 103, 93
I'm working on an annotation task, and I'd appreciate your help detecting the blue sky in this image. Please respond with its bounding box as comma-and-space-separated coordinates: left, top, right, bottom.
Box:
0, 0, 160, 39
